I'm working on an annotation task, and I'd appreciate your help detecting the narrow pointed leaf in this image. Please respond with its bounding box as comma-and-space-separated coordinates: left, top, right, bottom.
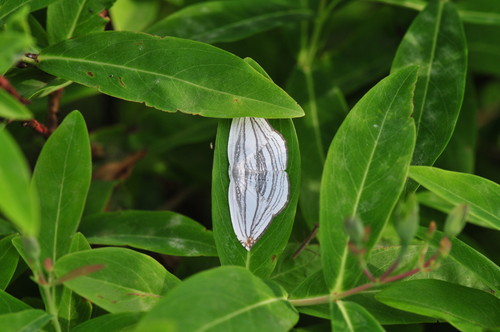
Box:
376, 279, 500, 331
54, 247, 180, 313
0, 309, 51, 332
32, 111, 92, 262
331, 301, 384, 332
0, 128, 39, 236
147, 0, 311, 44
135, 266, 298, 332
212, 119, 300, 277
80, 210, 217, 256
409, 166, 500, 230
0, 89, 32, 120
391, 0, 467, 169
0, 235, 19, 290
0, 289, 31, 314
320, 67, 418, 292
38, 31, 304, 118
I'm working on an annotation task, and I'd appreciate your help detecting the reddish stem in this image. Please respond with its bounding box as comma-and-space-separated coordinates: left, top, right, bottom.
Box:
292, 223, 319, 259
23, 120, 48, 136
0, 76, 30, 104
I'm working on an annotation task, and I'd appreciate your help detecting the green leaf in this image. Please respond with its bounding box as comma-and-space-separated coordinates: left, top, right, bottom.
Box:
0, 128, 39, 236
376, 279, 500, 331
80, 210, 217, 256
270, 244, 322, 293
58, 233, 92, 332
0, 235, 19, 290
6, 67, 72, 99
435, 80, 478, 173
0, 6, 33, 75
409, 166, 500, 230
82, 180, 117, 216
212, 119, 300, 277
391, 0, 467, 169
135, 266, 298, 332
417, 227, 500, 294
0, 89, 33, 120
320, 66, 418, 292
37, 31, 304, 118
33, 111, 92, 262
0, 309, 51, 332
0, 289, 31, 314
331, 301, 385, 332
147, 0, 311, 44
54, 247, 180, 313
47, 0, 115, 44
73, 312, 142, 332
417, 191, 490, 228
110, 0, 159, 32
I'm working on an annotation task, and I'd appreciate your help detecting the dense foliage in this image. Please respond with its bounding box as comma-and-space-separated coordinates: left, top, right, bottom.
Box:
0, 0, 499, 331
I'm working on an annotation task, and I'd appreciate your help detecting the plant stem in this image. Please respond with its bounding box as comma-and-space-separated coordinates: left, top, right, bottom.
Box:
288, 250, 441, 307
41, 283, 62, 332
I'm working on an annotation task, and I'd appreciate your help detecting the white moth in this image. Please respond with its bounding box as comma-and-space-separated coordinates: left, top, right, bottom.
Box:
227, 117, 290, 250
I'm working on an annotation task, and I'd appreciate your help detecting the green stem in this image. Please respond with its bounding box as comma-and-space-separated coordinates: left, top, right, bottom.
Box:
298, 0, 341, 162
41, 283, 62, 332
289, 250, 441, 307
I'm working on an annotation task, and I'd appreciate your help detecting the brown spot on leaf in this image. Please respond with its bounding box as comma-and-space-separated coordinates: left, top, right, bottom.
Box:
87, 72, 94, 77
233, 98, 239, 102
118, 76, 125, 87
126, 292, 161, 298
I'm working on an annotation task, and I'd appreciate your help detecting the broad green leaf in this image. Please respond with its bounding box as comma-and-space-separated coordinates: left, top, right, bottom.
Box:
391, 0, 467, 169
270, 244, 322, 293
0, 309, 51, 332
0, 219, 15, 236
54, 247, 180, 313
32, 111, 92, 262
80, 210, 217, 256
212, 119, 300, 277
417, 191, 490, 228
38, 31, 304, 118
331, 301, 384, 332
0, 235, 19, 290
58, 233, 92, 332
0, 128, 39, 236
0, 89, 32, 120
409, 166, 500, 230
0, 289, 31, 314
82, 180, 117, 216
287, 68, 348, 227
110, 0, 159, 32
376, 279, 500, 331
135, 266, 298, 332
47, 0, 115, 44
368, 0, 500, 26
417, 227, 500, 294
73, 312, 142, 332
435, 80, 477, 173
147, 0, 311, 44
0, 7, 33, 75
320, 66, 418, 292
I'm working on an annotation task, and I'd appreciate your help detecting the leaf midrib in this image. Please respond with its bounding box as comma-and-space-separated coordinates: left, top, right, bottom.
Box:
195, 296, 285, 332
39, 55, 298, 113
414, 1, 444, 137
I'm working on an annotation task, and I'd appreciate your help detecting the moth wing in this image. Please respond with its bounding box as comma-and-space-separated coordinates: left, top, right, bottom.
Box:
228, 117, 287, 171
228, 170, 289, 250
